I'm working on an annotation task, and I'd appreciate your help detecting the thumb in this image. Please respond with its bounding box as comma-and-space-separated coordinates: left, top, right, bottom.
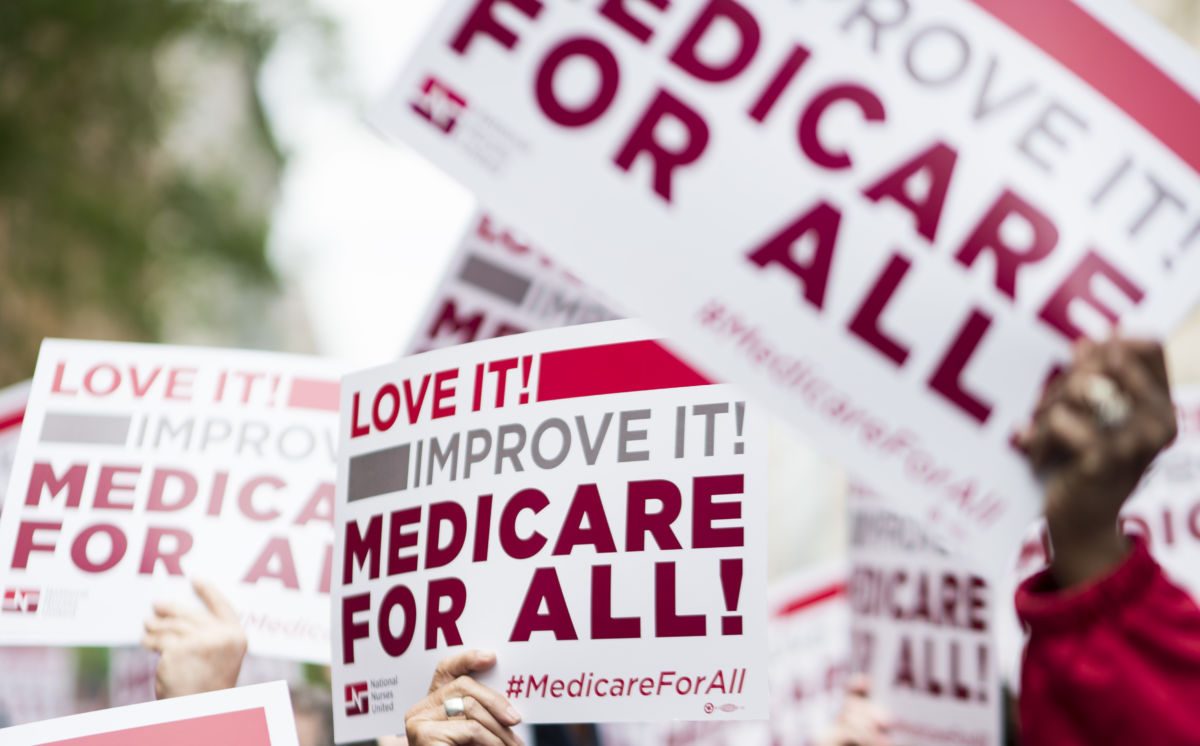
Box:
191, 578, 240, 623
430, 649, 497, 690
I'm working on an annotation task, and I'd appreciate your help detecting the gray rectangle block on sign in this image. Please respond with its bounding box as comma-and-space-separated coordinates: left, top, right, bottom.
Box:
39, 412, 131, 445
459, 255, 531, 305
347, 444, 411, 502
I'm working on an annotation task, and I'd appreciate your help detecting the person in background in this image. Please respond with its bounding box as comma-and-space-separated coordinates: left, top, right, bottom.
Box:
1012, 336, 1200, 744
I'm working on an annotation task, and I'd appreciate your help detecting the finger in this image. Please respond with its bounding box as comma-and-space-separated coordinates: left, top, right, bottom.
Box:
1113, 336, 1170, 391
440, 676, 522, 726
1100, 346, 1177, 454
191, 578, 239, 623
845, 674, 871, 698
1099, 343, 1158, 404
1023, 410, 1075, 473
151, 600, 204, 624
861, 702, 893, 735
842, 707, 889, 746
1025, 374, 1096, 470
1045, 402, 1097, 456
839, 720, 879, 746
1070, 338, 1099, 367
410, 719, 506, 746
431, 650, 498, 691
1020, 387, 1068, 467
141, 631, 168, 653
143, 615, 191, 636
844, 697, 891, 732
461, 696, 522, 746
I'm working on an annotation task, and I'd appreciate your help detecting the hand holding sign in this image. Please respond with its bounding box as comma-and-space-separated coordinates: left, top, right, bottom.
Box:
142, 579, 247, 699
1015, 336, 1177, 587
405, 650, 525, 746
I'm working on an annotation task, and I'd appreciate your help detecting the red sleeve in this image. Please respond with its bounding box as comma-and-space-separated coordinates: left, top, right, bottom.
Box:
1015, 537, 1200, 745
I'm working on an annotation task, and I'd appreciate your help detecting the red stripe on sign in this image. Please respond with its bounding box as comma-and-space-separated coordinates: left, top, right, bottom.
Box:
775, 582, 847, 618
537, 340, 713, 401
42, 708, 270, 746
970, 0, 1200, 174
0, 410, 23, 434
288, 378, 340, 412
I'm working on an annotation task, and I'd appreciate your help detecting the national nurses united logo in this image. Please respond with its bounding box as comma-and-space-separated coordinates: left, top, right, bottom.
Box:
345, 682, 369, 716
411, 76, 468, 134
2, 588, 40, 613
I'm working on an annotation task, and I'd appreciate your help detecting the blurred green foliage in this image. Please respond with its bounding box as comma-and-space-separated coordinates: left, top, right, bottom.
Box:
0, 0, 304, 385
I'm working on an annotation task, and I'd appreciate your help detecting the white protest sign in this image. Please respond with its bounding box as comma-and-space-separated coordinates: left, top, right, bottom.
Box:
0, 340, 344, 662
0, 680, 299, 746
849, 486, 1001, 746
375, 0, 1200, 553
334, 320, 767, 740
599, 560, 850, 746
407, 211, 620, 355
0, 380, 31, 512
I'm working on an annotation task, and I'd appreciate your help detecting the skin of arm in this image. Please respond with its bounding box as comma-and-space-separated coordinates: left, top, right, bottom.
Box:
1014, 337, 1177, 587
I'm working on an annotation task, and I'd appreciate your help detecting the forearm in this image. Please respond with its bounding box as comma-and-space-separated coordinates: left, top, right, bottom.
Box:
1045, 519, 1129, 589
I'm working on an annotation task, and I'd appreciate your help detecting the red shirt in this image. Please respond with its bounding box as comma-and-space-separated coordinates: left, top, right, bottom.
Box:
1016, 538, 1200, 745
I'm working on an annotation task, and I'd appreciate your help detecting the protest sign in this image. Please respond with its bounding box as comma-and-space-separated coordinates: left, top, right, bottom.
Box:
375, 0, 1200, 553
407, 211, 620, 355
0, 680, 299, 746
333, 319, 767, 740
0, 340, 344, 662
600, 560, 850, 746
0, 380, 30, 512
849, 485, 1001, 746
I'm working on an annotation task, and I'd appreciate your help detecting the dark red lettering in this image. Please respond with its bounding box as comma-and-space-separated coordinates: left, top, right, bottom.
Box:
614, 89, 710, 203
799, 85, 886, 170
746, 201, 840, 310
863, 142, 958, 242
450, 0, 543, 54
536, 38, 619, 127
956, 190, 1058, 299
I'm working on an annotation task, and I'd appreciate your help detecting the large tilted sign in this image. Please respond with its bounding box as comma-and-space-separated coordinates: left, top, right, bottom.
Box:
333, 321, 767, 740
0, 680, 299, 746
407, 211, 620, 355
0, 340, 344, 663
375, 0, 1200, 553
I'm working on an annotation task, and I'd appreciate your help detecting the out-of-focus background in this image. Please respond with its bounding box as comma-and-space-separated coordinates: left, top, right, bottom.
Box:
1, 0, 1198, 728
3, 0, 1199, 382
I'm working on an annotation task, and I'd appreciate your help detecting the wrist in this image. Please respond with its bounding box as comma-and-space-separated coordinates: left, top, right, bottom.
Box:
1046, 522, 1130, 588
